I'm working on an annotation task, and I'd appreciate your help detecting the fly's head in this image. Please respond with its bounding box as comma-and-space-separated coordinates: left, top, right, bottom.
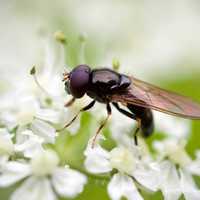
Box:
63, 65, 91, 98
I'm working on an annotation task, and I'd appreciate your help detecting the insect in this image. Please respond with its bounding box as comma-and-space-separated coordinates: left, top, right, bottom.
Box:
62, 64, 200, 146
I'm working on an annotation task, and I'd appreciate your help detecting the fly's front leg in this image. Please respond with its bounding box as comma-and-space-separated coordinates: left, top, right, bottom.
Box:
92, 103, 112, 148
57, 100, 96, 132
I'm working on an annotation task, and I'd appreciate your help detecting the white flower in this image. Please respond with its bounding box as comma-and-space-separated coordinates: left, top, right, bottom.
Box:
14, 119, 56, 157
154, 139, 192, 167
0, 36, 72, 139
0, 93, 60, 126
84, 137, 160, 200
154, 139, 200, 200
14, 130, 44, 158
0, 149, 87, 200
0, 127, 52, 161
158, 161, 200, 200
179, 168, 200, 200
108, 173, 144, 200
0, 92, 59, 145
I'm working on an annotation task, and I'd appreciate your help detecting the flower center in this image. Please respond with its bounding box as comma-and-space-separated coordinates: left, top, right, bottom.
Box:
31, 150, 59, 176
110, 147, 135, 174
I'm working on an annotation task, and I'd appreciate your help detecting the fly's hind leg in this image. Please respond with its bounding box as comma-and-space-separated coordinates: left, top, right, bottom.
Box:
112, 102, 140, 145
112, 103, 136, 120
133, 118, 141, 145
92, 103, 112, 148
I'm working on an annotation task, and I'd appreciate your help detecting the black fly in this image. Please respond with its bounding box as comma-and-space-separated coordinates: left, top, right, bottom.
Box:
62, 65, 200, 146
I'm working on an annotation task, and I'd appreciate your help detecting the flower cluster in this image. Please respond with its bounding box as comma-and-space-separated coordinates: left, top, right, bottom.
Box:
0, 35, 88, 200
0, 33, 200, 200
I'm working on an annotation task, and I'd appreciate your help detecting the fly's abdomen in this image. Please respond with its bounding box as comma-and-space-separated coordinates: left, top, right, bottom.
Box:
140, 110, 154, 137
127, 104, 154, 137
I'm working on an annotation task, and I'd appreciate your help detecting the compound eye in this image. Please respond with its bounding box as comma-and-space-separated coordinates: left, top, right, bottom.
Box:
70, 65, 90, 98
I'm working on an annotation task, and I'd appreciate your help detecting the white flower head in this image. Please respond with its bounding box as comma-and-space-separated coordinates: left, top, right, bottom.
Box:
154, 138, 200, 200
157, 160, 200, 200
0, 149, 87, 200
0, 95, 46, 128
84, 136, 160, 200
153, 139, 191, 167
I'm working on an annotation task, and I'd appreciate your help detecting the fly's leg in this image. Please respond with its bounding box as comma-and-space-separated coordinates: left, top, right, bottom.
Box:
112, 103, 136, 119
64, 100, 96, 128
57, 100, 96, 132
112, 103, 141, 146
133, 118, 141, 146
64, 97, 76, 107
92, 103, 111, 148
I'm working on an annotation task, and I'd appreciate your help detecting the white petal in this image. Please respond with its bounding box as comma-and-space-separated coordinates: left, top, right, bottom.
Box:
180, 169, 200, 200
84, 142, 112, 173
186, 159, 200, 176
0, 155, 9, 168
187, 150, 200, 176
11, 177, 56, 200
159, 161, 181, 200
52, 167, 87, 198
134, 162, 160, 192
31, 119, 56, 143
15, 130, 44, 158
0, 128, 14, 155
0, 111, 18, 129
0, 161, 31, 187
36, 108, 60, 124
108, 173, 143, 200
14, 96, 39, 126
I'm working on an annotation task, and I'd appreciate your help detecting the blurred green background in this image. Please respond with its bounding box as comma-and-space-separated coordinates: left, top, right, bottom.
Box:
0, 0, 200, 199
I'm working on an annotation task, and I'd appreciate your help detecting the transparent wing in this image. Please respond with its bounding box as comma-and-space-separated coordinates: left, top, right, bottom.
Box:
111, 76, 200, 119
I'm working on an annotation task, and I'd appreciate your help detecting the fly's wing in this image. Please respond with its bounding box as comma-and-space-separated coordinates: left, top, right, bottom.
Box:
111, 76, 200, 119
